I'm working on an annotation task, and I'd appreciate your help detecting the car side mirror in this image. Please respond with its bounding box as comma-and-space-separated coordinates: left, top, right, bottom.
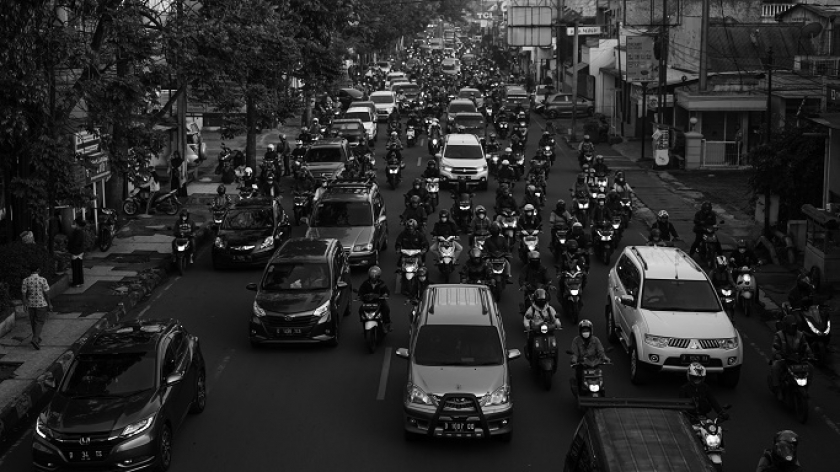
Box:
395, 348, 410, 359
246, 282, 258, 291
619, 295, 635, 307
165, 373, 184, 386
43, 376, 57, 390
507, 349, 521, 360
336, 280, 349, 289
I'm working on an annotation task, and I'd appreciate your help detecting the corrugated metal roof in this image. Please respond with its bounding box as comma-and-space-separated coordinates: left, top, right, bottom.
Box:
779, 4, 840, 19
708, 23, 814, 72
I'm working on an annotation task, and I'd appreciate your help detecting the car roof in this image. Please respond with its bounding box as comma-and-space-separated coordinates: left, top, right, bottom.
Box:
454, 112, 484, 119
445, 134, 482, 146
459, 87, 480, 93
419, 285, 495, 326
353, 101, 375, 108
370, 91, 394, 97
449, 98, 475, 106
626, 246, 708, 281
309, 138, 346, 148
332, 118, 363, 124
273, 238, 338, 262
322, 179, 378, 202
83, 319, 176, 355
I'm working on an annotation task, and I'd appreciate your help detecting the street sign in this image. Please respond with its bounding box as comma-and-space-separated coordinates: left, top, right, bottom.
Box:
625, 36, 656, 82
566, 26, 602, 36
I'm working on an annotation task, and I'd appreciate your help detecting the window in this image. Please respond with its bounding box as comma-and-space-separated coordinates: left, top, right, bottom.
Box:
553, 95, 571, 103
413, 325, 504, 366
641, 279, 721, 312
448, 103, 477, 114
61, 353, 156, 397
370, 95, 394, 104
455, 116, 486, 128
443, 144, 483, 159
616, 255, 640, 296
312, 201, 373, 226
222, 209, 273, 230
305, 147, 343, 163
344, 111, 371, 123
262, 262, 331, 291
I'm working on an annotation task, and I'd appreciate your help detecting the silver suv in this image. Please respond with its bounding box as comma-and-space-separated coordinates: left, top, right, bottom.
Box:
396, 284, 520, 442
605, 246, 743, 387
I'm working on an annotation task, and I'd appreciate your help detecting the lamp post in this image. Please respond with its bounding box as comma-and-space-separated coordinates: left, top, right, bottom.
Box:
689, 116, 698, 131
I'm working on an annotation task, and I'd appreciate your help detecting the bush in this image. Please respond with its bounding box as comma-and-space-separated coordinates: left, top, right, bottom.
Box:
0, 242, 54, 298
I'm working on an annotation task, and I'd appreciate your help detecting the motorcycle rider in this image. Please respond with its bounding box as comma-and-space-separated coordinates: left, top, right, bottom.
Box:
678, 363, 729, 422
422, 160, 440, 179
395, 219, 429, 264
402, 195, 428, 228
521, 185, 543, 212
519, 251, 551, 304
405, 178, 431, 209
570, 320, 610, 390
468, 205, 492, 245
240, 167, 257, 192
497, 159, 518, 184
592, 154, 610, 175
484, 223, 512, 279
263, 144, 279, 170
171, 209, 197, 264
590, 193, 613, 229
577, 134, 595, 165
770, 314, 813, 400
277, 134, 292, 176
387, 108, 401, 132
416, 267, 430, 299
485, 133, 501, 153
386, 131, 404, 163
756, 430, 801, 472
605, 191, 624, 224
429, 210, 463, 263
651, 210, 680, 242
495, 185, 518, 218
357, 266, 392, 332
517, 204, 542, 233
573, 173, 592, 199
558, 240, 588, 288
647, 228, 666, 246
298, 126, 312, 145
524, 288, 561, 359
460, 247, 492, 284
690, 201, 720, 256
788, 274, 815, 310
730, 239, 760, 268
538, 130, 554, 149
612, 170, 634, 197
212, 184, 232, 210
309, 117, 322, 137
406, 112, 422, 135
570, 222, 592, 268
550, 200, 575, 246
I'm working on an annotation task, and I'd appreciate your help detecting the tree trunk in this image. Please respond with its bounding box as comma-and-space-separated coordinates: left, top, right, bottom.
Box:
105, 59, 133, 210
246, 94, 258, 169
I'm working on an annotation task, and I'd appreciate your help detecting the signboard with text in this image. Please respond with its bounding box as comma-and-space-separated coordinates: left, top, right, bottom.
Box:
625, 36, 656, 82
566, 26, 602, 36
72, 129, 111, 186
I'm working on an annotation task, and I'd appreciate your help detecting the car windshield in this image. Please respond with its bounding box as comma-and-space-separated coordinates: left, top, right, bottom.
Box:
552, 95, 571, 103
449, 103, 476, 114
458, 90, 478, 98
455, 116, 485, 127
344, 111, 371, 123
377, 62, 390, 68
223, 208, 273, 230
414, 325, 504, 366
311, 201, 373, 226
399, 85, 419, 93
306, 147, 343, 163
442, 63, 457, 70
61, 353, 156, 397
444, 144, 483, 159
332, 122, 363, 132
371, 95, 394, 104
641, 279, 722, 312
262, 262, 330, 290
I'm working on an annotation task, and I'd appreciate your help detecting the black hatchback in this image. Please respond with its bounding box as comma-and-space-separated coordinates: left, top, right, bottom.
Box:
212, 196, 291, 269
32, 319, 206, 472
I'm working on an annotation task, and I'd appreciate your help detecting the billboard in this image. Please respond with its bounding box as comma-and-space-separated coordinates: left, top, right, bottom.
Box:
508, 6, 552, 26
507, 27, 553, 47
625, 36, 656, 82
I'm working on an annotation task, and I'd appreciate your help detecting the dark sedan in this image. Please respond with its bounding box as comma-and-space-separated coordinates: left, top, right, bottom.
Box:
337, 87, 364, 110
212, 197, 291, 269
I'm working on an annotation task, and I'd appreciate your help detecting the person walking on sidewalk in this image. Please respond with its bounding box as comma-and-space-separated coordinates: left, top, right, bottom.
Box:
68, 218, 86, 287
22, 264, 52, 350
170, 151, 187, 198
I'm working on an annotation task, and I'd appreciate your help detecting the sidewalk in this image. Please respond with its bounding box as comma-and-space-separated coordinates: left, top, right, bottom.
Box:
0, 124, 297, 446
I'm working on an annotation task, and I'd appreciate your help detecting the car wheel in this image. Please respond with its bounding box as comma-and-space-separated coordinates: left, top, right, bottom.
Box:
189, 369, 207, 414
629, 344, 650, 385
718, 365, 741, 388
327, 313, 340, 347
156, 424, 173, 472
605, 302, 619, 344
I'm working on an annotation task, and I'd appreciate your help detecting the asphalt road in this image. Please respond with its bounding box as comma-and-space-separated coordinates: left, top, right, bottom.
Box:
3, 116, 839, 471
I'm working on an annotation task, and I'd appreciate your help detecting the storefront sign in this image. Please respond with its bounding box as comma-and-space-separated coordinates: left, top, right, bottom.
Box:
566, 26, 602, 36
72, 129, 111, 186
625, 36, 656, 82
827, 84, 840, 112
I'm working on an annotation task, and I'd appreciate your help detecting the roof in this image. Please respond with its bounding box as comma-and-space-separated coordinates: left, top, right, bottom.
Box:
369, 91, 394, 97
707, 23, 815, 72
777, 3, 840, 20
85, 319, 175, 354
309, 138, 346, 148
628, 246, 707, 281
423, 285, 494, 325
445, 133, 482, 145
274, 238, 335, 261
808, 112, 840, 130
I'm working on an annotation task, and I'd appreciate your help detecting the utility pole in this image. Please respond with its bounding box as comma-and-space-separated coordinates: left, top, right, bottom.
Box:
657, 0, 669, 124
176, 0, 187, 190
698, 0, 710, 91
556, 0, 565, 90
641, 82, 648, 160
570, 20, 580, 141
763, 46, 774, 236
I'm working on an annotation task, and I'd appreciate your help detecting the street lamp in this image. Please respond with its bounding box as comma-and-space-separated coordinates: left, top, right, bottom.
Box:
689, 116, 698, 131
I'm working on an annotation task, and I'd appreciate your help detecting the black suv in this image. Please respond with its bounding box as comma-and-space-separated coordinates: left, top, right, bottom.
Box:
247, 238, 352, 346
305, 179, 388, 268
33, 319, 206, 472
212, 196, 291, 269
303, 138, 351, 181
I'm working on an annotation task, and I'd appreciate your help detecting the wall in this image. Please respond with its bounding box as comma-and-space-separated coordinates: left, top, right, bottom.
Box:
777, 7, 834, 55
619, 0, 762, 29
829, 129, 840, 204
584, 38, 619, 114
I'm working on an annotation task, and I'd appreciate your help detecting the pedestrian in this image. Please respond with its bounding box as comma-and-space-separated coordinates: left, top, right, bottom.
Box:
170, 151, 186, 197
278, 134, 291, 176
21, 263, 52, 350
145, 165, 161, 215
68, 217, 86, 287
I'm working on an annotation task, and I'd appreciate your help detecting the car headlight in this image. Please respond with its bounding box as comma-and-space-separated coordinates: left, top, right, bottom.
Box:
313, 301, 331, 324
443, 166, 453, 172
214, 237, 226, 248
717, 337, 739, 350
353, 243, 374, 252
480, 386, 510, 407
253, 301, 266, 318
705, 434, 721, 448
35, 416, 52, 439
408, 385, 436, 406
644, 334, 671, 348
478, 165, 488, 172
258, 236, 274, 250
120, 414, 155, 439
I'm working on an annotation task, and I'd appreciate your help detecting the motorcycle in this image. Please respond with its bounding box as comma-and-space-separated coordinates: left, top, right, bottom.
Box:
594, 172, 609, 195
425, 177, 440, 211
435, 235, 459, 283
619, 195, 633, 224
786, 303, 832, 365
261, 166, 281, 199
610, 216, 624, 243
691, 409, 730, 472
406, 125, 417, 147
513, 152, 526, 180
427, 134, 442, 156
487, 152, 500, 177
718, 284, 736, 320
567, 352, 611, 400
357, 292, 388, 354
699, 225, 722, 268
487, 250, 508, 301
559, 264, 585, 323
497, 119, 509, 140
122, 187, 181, 216
208, 201, 228, 233
579, 149, 594, 169
451, 191, 474, 232
518, 228, 541, 264
516, 119, 528, 140
732, 266, 756, 317
386, 156, 402, 190
172, 226, 193, 276
472, 229, 490, 253
593, 220, 615, 264
215, 143, 237, 184
498, 208, 519, 248
292, 189, 312, 226
97, 208, 118, 251
767, 356, 813, 423
550, 224, 570, 263
396, 248, 424, 299
571, 191, 590, 228
527, 322, 559, 390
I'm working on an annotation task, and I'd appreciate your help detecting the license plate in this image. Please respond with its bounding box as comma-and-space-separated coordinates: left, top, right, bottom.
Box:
68, 449, 105, 462
279, 328, 302, 335
232, 255, 250, 262
680, 354, 710, 364
443, 422, 475, 432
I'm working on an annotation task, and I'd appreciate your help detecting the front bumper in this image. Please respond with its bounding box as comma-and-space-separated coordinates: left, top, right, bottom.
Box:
33, 429, 158, 472
403, 398, 512, 439
638, 344, 743, 374
212, 246, 276, 268
439, 170, 488, 190
346, 249, 377, 268
249, 313, 337, 344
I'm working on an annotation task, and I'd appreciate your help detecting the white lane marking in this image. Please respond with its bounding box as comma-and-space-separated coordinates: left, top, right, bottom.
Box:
137, 305, 151, 318
416, 156, 422, 167
421, 138, 426, 147
208, 350, 234, 395
0, 430, 32, 466
162, 282, 174, 292
377, 347, 393, 400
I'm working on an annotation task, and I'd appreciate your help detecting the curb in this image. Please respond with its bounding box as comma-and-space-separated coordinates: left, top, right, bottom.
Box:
0, 222, 213, 447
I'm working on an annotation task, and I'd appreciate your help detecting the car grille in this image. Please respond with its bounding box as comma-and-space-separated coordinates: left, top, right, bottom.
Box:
263, 314, 317, 328
451, 168, 478, 175
52, 431, 115, 445
436, 396, 478, 412
668, 338, 723, 349
231, 245, 255, 252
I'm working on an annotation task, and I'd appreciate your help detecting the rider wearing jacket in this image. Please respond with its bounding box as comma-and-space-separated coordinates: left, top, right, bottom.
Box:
570, 222, 592, 268
485, 133, 501, 153
651, 210, 679, 241
709, 256, 736, 289
402, 195, 428, 228
172, 210, 197, 264
788, 274, 815, 310
430, 210, 463, 263
573, 174, 592, 199
484, 223, 512, 279
519, 251, 550, 302
577, 135, 594, 164
468, 206, 492, 242
460, 248, 492, 283
690, 201, 719, 256
590, 195, 613, 235
395, 219, 429, 263
756, 430, 801, 472
497, 159, 518, 183
524, 289, 561, 359
405, 178, 430, 207
212, 185, 232, 210
357, 266, 392, 331
521, 185, 543, 212
570, 320, 609, 389
679, 363, 728, 421
550, 200, 574, 228
422, 160, 440, 179
517, 204, 542, 232
592, 155, 610, 175
538, 131, 554, 148
770, 315, 814, 399
495, 188, 519, 217
730, 239, 760, 268
386, 131, 404, 162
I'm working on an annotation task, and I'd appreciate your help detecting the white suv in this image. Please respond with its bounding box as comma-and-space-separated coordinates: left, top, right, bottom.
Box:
605, 246, 743, 387
370, 91, 397, 122
438, 134, 488, 191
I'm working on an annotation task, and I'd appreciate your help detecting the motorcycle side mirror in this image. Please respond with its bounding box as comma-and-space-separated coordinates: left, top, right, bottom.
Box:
395, 348, 410, 359
507, 349, 522, 360
246, 282, 258, 291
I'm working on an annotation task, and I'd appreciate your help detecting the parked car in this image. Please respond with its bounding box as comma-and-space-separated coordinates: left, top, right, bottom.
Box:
32, 319, 206, 472
538, 93, 594, 118
212, 196, 291, 269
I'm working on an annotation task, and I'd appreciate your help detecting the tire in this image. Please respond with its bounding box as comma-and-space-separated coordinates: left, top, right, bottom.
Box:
718, 365, 741, 388
177, 256, 186, 276
389, 176, 397, 190
794, 391, 809, 424
629, 345, 651, 385
813, 342, 827, 366
810, 266, 822, 292
156, 424, 173, 472
189, 370, 207, 414
568, 301, 580, 324
122, 199, 139, 216
540, 370, 553, 391
372, 250, 380, 268
602, 248, 610, 265
365, 329, 378, 353
99, 231, 112, 252
439, 264, 450, 283
741, 299, 751, 317
164, 199, 181, 216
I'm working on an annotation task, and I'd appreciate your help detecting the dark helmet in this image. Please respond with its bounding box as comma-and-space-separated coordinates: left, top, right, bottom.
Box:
470, 247, 482, 261
413, 178, 422, 188
577, 174, 585, 183
368, 265, 382, 280
782, 314, 798, 335
797, 274, 813, 292
489, 222, 501, 236
701, 201, 712, 212
427, 160, 437, 169
439, 209, 450, 220
578, 319, 593, 338
179, 209, 189, 219
418, 266, 429, 280
410, 195, 421, 206
533, 288, 548, 308
566, 239, 579, 252
771, 431, 799, 465
523, 204, 535, 217
555, 199, 566, 212
650, 228, 662, 241
217, 184, 226, 195
614, 170, 625, 183
608, 191, 619, 202
572, 222, 584, 235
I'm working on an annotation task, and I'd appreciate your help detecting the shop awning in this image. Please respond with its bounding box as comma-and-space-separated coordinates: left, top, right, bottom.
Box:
802, 204, 840, 228
807, 113, 840, 130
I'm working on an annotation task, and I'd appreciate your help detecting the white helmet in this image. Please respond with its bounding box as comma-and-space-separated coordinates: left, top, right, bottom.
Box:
244, 167, 253, 177
267, 144, 275, 151
687, 362, 707, 382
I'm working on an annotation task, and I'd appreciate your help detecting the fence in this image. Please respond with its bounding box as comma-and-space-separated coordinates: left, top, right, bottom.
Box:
702, 140, 742, 167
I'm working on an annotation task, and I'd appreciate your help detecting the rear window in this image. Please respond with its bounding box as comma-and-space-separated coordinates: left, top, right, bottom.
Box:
442, 63, 457, 71
641, 279, 722, 312
377, 62, 390, 68
305, 147, 344, 163
448, 102, 477, 114
223, 208, 273, 230
458, 90, 479, 99
444, 144, 483, 159
332, 122, 362, 132
455, 116, 485, 128
371, 95, 394, 104
414, 325, 503, 366
397, 84, 419, 93
343, 112, 370, 123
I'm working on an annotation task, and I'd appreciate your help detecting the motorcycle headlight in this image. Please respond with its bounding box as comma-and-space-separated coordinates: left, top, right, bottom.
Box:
742, 274, 751, 284
717, 337, 739, 350
795, 377, 808, 387
588, 384, 600, 393
644, 334, 671, 348
214, 237, 227, 248
353, 243, 374, 252
408, 385, 436, 406
258, 236, 274, 250
569, 289, 579, 296
705, 434, 721, 448
479, 386, 510, 407
253, 301, 266, 318
314, 301, 330, 324
120, 414, 155, 439
540, 324, 548, 334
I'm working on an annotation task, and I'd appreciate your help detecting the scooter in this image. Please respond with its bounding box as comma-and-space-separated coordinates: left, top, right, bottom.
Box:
567, 352, 611, 400
97, 208, 119, 251
428, 133, 441, 155
550, 224, 570, 263
732, 266, 756, 317
396, 248, 424, 298
357, 292, 388, 354
593, 220, 616, 264
513, 152, 526, 179
172, 228, 193, 276
610, 216, 624, 243
718, 284, 736, 320
527, 322, 559, 390
518, 228, 540, 264
406, 125, 417, 147
386, 156, 402, 190
594, 172, 609, 195
435, 236, 459, 283
498, 208, 519, 248
487, 250, 508, 302
122, 188, 181, 216
699, 224, 722, 268
767, 356, 813, 424
425, 177, 440, 211
690, 407, 730, 472
452, 192, 474, 232
785, 303, 832, 365
571, 190, 590, 228
292, 189, 312, 226
487, 152, 500, 177
472, 229, 490, 252
559, 265, 585, 323
579, 149, 594, 169
497, 119, 509, 139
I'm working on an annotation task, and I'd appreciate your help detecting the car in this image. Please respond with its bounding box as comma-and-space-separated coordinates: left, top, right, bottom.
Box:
32, 319, 206, 472
437, 133, 488, 190
376, 60, 392, 74
451, 112, 486, 136
349, 100, 378, 125
458, 87, 483, 107
336, 87, 364, 109
305, 179, 388, 268
302, 138, 352, 181
385, 71, 408, 88
606, 246, 743, 387
441, 57, 460, 76
329, 118, 366, 148
369, 91, 397, 122
392, 82, 421, 103
212, 196, 292, 269
396, 284, 520, 442
539, 93, 594, 118
247, 238, 352, 346
445, 98, 478, 126
532, 84, 556, 103
343, 107, 377, 144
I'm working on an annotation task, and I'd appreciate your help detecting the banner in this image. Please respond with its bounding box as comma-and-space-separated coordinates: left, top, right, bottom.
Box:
625, 36, 656, 82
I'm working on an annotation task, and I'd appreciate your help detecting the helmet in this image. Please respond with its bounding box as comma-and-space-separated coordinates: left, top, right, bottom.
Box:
489, 222, 501, 236
523, 204, 535, 215
368, 265, 382, 280
244, 167, 253, 177
476, 205, 487, 217
501, 159, 510, 166
526, 184, 536, 194
427, 160, 437, 168
687, 362, 707, 383
391, 131, 398, 137
774, 430, 799, 447
413, 178, 423, 187
180, 209, 189, 219
267, 144, 275, 151
217, 185, 226, 195
650, 228, 662, 241
528, 251, 540, 262
566, 239, 579, 252
701, 201, 712, 212
577, 174, 585, 183
572, 222, 583, 234
596, 193, 606, 203
595, 154, 604, 162
771, 440, 797, 465
796, 274, 812, 291
578, 319, 593, 338
490, 133, 497, 139
470, 247, 482, 260
418, 267, 428, 279
543, 130, 550, 137
583, 134, 590, 140
533, 288, 548, 308
658, 210, 669, 220
406, 219, 418, 230
504, 147, 513, 154
782, 314, 798, 335
410, 195, 421, 205
555, 199, 566, 211
608, 191, 619, 202
737, 239, 747, 251
439, 209, 450, 220
280, 134, 287, 140
615, 170, 625, 181
313, 118, 319, 124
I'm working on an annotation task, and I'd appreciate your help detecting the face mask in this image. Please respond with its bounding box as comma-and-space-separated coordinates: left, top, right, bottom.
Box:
478, 214, 486, 219
582, 331, 591, 339
441, 217, 448, 222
